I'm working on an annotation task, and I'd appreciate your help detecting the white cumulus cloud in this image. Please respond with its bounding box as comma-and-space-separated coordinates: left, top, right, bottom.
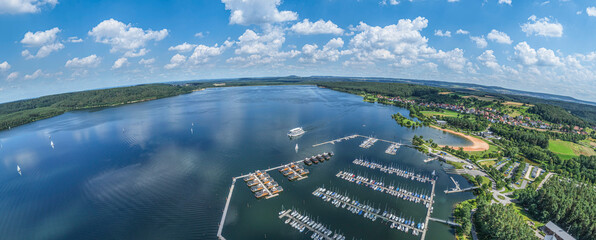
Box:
380, 0, 400, 5
89, 19, 168, 55
498, 0, 512, 5
20, 27, 64, 59
290, 19, 344, 35
456, 29, 469, 35
164, 54, 186, 69
0, 61, 10, 71
434, 30, 451, 37
112, 57, 128, 69
514, 42, 562, 66
521, 15, 563, 37
65, 55, 101, 68
470, 36, 487, 48
168, 42, 197, 52
0, 0, 57, 14
221, 0, 298, 25
587, 7, 596, 17
138, 58, 155, 65
299, 38, 349, 63
24, 69, 48, 80
487, 29, 512, 44
7, 72, 19, 81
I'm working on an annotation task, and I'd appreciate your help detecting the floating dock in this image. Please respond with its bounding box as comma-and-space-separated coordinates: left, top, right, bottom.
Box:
359, 137, 379, 149
385, 143, 400, 155
336, 171, 432, 208
245, 171, 280, 199
313, 187, 423, 236
279, 163, 309, 181
279, 209, 346, 240
352, 159, 434, 184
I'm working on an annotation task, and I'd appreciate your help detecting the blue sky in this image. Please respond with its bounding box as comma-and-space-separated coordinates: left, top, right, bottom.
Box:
1, 0, 596, 103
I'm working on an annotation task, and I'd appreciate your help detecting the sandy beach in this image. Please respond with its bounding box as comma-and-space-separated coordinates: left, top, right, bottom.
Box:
430, 125, 490, 151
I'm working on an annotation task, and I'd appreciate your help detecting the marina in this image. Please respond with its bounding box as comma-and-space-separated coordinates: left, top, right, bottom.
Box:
313, 187, 423, 236
385, 143, 400, 155
278, 209, 346, 240
336, 171, 432, 207
352, 159, 435, 184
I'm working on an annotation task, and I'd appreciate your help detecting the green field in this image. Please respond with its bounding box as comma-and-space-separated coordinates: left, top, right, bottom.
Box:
420, 110, 459, 118
548, 139, 596, 160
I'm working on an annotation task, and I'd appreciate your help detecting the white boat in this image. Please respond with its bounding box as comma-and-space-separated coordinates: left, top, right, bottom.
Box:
50, 140, 55, 149
295, 144, 299, 152
17, 165, 21, 176
287, 127, 305, 138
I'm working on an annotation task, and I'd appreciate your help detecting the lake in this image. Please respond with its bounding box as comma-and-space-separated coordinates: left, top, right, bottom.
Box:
0, 85, 475, 240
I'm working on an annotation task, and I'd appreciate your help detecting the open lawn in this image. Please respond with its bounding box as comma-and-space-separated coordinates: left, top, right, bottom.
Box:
421, 110, 459, 118
512, 204, 544, 230
548, 139, 596, 160
479, 160, 496, 167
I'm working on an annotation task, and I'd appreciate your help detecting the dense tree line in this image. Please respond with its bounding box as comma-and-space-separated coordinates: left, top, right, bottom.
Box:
440, 116, 488, 131
316, 81, 444, 99
528, 103, 587, 127
490, 124, 550, 148
473, 201, 538, 240
0, 84, 195, 131
516, 178, 596, 239
550, 155, 596, 184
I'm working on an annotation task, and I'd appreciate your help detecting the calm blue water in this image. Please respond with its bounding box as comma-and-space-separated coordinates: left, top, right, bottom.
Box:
0, 85, 474, 240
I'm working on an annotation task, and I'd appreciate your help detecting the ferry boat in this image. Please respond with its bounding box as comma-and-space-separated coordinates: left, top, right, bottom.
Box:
287, 127, 305, 138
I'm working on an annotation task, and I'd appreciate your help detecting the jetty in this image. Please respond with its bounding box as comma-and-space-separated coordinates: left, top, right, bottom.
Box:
429, 217, 461, 227
279, 209, 346, 240
352, 159, 434, 184
313, 187, 423, 236
420, 178, 436, 240
336, 171, 432, 207
445, 186, 480, 194
443, 176, 479, 194
312, 134, 414, 148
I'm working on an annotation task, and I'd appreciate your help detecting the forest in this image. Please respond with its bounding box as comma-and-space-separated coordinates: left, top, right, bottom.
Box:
515, 178, 595, 239
473, 201, 538, 240
528, 103, 587, 127
0, 84, 195, 131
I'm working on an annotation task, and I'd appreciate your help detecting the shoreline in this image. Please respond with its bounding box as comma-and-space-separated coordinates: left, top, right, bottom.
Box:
430, 125, 490, 151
